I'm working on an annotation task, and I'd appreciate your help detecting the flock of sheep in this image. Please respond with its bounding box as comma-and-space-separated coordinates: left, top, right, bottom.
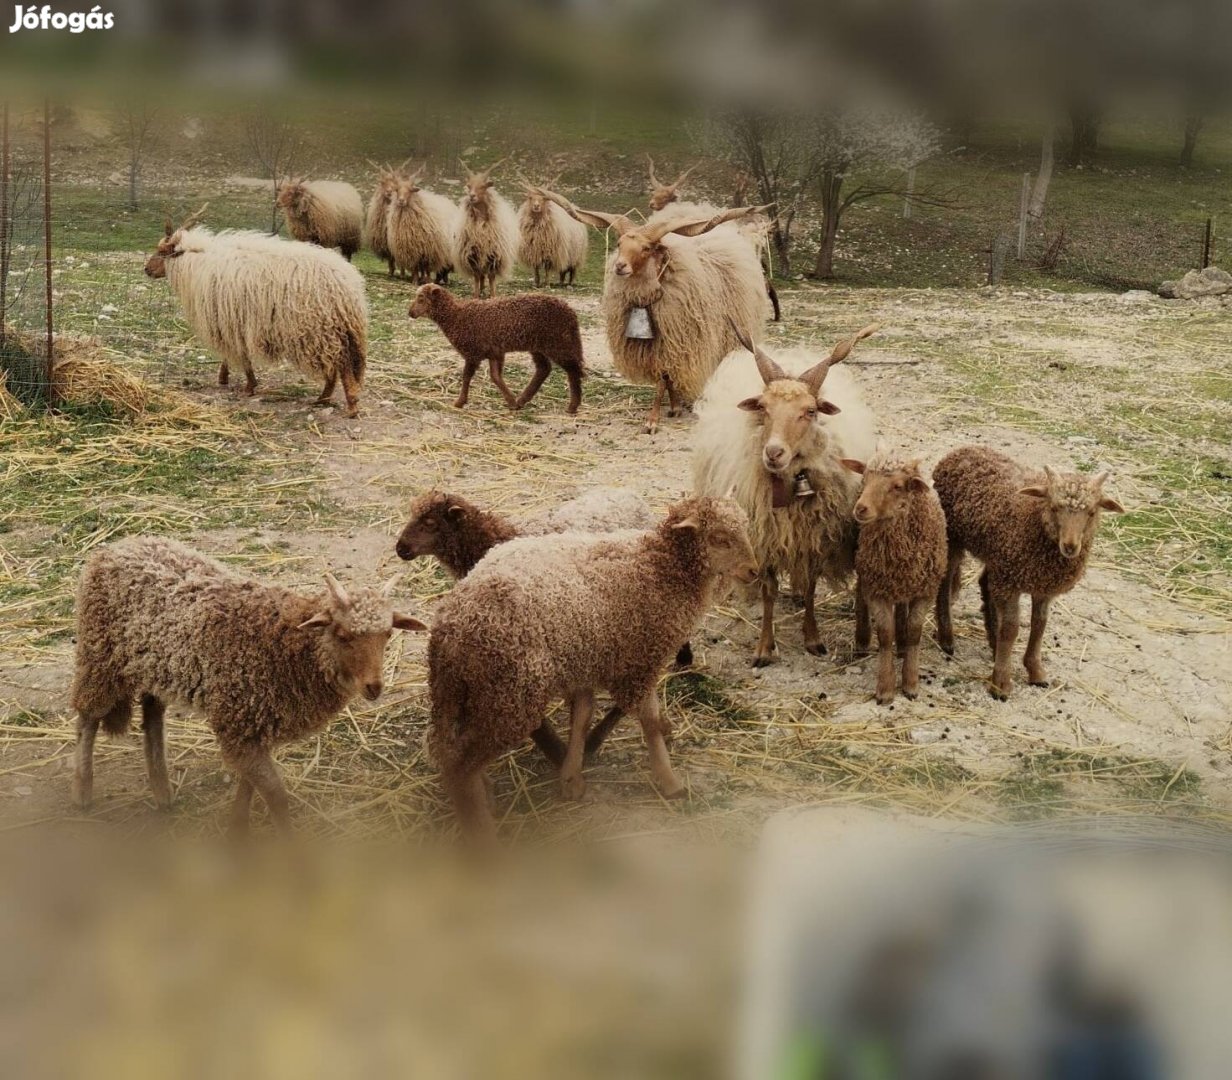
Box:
81, 154, 1125, 841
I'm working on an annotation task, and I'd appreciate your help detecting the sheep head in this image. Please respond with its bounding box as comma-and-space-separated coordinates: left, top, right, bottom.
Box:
275, 179, 308, 212
395, 490, 474, 561
144, 203, 208, 278
407, 282, 450, 319
1017, 466, 1124, 560
646, 154, 697, 211
663, 496, 759, 585
461, 156, 510, 220
297, 573, 426, 702
394, 170, 424, 208
840, 454, 931, 525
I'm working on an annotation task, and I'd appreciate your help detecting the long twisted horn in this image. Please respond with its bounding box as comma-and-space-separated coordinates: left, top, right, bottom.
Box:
727, 317, 786, 384
798, 323, 879, 395
180, 202, 209, 231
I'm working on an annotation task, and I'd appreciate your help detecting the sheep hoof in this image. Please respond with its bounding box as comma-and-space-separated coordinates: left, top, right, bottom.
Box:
453, 398, 467, 410
876, 694, 895, 706
902, 687, 919, 701
752, 654, 775, 668
644, 423, 658, 435
988, 683, 1010, 701
560, 774, 586, 802
805, 642, 828, 657
1028, 677, 1050, 688
661, 782, 687, 800
939, 642, 955, 657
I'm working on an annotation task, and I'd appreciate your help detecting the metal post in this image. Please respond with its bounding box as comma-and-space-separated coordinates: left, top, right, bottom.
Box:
43, 99, 54, 405
903, 166, 916, 219
0, 102, 9, 354
1017, 172, 1030, 259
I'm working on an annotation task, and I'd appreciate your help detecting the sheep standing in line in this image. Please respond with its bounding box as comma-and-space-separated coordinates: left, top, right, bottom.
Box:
542, 191, 772, 434
693, 325, 878, 664
453, 159, 519, 298
427, 497, 758, 839
364, 164, 398, 276
408, 282, 585, 414
933, 447, 1124, 699
70, 536, 425, 833
387, 167, 458, 285
143, 210, 369, 417
517, 182, 589, 287
276, 179, 364, 261
840, 454, 948, 704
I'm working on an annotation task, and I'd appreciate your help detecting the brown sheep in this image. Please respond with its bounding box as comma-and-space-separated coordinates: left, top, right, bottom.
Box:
840, 455, 948, 704
408, 282, 585, 414
933, 446, 1124, 699
427, 497, 759, 840
70, 536, 425, 833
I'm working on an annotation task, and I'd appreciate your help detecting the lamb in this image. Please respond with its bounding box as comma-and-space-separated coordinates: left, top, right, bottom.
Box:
407, 282, 585, 414
932, 446, 1124, 699
386, 167, 458, 285
426, 496, 759, 839
143, 207, 369, 417
839, 454, 948, 704
517, 182, 588, 287
542, 190, 772, 433
693, 324, 879, 665
364, 164, 398, 276
69, 536, 425, 833
453, 159, 519, 298
276, 179, 364, 261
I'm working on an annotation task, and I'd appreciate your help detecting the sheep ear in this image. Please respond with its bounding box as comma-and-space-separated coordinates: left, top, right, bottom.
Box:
907, 475, 930, 493
737, 396, 764, 412
839, 458, 866, 475
447, 504, 466, 517
1098, 496, 1125, 513
818, 400, 841, 415
297, 611, 332, 629
1018, 485, 1049, 499
324, 572, 352, 609
392, 614, 428, 632
670, 517, 700, 532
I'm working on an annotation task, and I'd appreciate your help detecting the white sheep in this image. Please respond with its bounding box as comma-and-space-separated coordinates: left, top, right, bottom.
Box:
387, 167, 458, 285
453, 159, 519, 298
276, 179, 364, 261
693, 325, 878, 664
517, 183, 589, 287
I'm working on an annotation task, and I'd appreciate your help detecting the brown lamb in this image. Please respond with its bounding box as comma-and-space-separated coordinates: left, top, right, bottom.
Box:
70, 536, 425, 833
840, 454, 948, 704
408, 283, 585, 414
932, 446, 1124, 699
426, 496, 758, 840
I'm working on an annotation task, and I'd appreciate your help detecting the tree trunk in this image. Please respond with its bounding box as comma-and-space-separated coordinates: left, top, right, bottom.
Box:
1180, 111, 1203, 167
127, 156, 139, 211
1067, 105, 1098, 167
812, 173, 843, 279
1028, 123, 1054, 221
769, 214, 791, 277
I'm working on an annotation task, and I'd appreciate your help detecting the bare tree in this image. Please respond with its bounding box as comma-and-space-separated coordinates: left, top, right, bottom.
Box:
244, 112, 302, 234
117, 100, 159, 212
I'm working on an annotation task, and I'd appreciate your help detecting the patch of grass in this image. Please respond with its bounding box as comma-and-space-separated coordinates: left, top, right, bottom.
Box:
665, 670, 758, 730
996, 748, 1203, 815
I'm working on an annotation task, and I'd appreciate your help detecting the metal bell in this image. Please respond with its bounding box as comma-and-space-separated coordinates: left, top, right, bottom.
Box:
793, 471, 815, 498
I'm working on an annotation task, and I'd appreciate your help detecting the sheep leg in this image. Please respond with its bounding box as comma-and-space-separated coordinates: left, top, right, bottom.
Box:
445, 769, 497, 843
339, 366, 361, 419
665, 376, 681, 418
894, 603, 908, 659
1024, 595, 1052, 686
979, 570, 996, 653
228, 777, 255, 835
767, 280, 781, 322
584, 705, 624, 760
217, 360, 229, 387
753, 571, 778, 667
488, 274, 498, 298
989, 591, 1021, 700
455, 357, 481, 409
936, 544, 963, 656
244, 752, 293, 834
560, 691, 594, 801
72, 713, 101, 811
471, 275, 482, 298
315, 371, 337, 407
514, 353, 552, 410
487, 355, 520, 409
645, 378, 667, 435
533, 266, 541, 288
866, 599, 897, 704
386, 258, 396, 278
854, 586, 871, 657
243, 362, 257, 397
901, 598, 929, 700
802, 574, 827, 656
530, 724, 566, 767
141, 694, 172, 810
638, 694, 684, 799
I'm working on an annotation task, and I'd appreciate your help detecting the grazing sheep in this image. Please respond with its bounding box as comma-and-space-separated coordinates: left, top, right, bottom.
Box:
408, 282, 585, 414
517, 183, 589, 287
143, 209, 369, 417
364, 164, 398, 276
840, 454, 948, 704
693, 324, 878, 664
933, 447, 1124, 699
427, 497, 759, 839
70, 536, 425, 833
646, 154, 698, 212
276, 179, 364, 261
387, 167, 458, 285
453, 159, 519, 298
543, 190, 772, 433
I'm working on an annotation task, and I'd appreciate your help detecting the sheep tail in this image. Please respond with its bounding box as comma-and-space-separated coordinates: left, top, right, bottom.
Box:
101, 703, 133, 736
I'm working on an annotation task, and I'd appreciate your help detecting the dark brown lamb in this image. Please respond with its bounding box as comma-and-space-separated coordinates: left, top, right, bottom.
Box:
408, 283, 585, 414
841, 455, 948, 704
933, 446, 1124, 699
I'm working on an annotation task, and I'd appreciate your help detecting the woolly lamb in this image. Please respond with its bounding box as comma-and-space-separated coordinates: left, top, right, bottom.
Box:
933, 447, 1124, 699
277, 179, 364, 261
453, 159, 519, 298
693, 325, 878, 664
408, 282, 585, 414
840, 454, 948, 704
387, 168, 458, 285
517, 184, 588, 287
427, 496, 758, 839
70, 536, 425, 833
364, 165, 398, 276
144, 210, 369, 417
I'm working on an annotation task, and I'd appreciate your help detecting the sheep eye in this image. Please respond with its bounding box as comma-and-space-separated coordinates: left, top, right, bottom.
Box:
805, 408, 817, 419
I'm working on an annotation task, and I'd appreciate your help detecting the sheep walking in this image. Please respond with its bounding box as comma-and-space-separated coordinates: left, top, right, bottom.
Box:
427, 497, 758, 839
693, 325, 878, 664
144, 210, 370, 417
453, 159, 519, 298
932, 447, 1124, 699
70, 536, 425, 833
517, 183, 588, 287
408, 283, 586, 414
277, 179, 364, 261
840, 454, 948, 704
543, 190, 772, 433
387, 167, 458, 285
364, 164, 398, 276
